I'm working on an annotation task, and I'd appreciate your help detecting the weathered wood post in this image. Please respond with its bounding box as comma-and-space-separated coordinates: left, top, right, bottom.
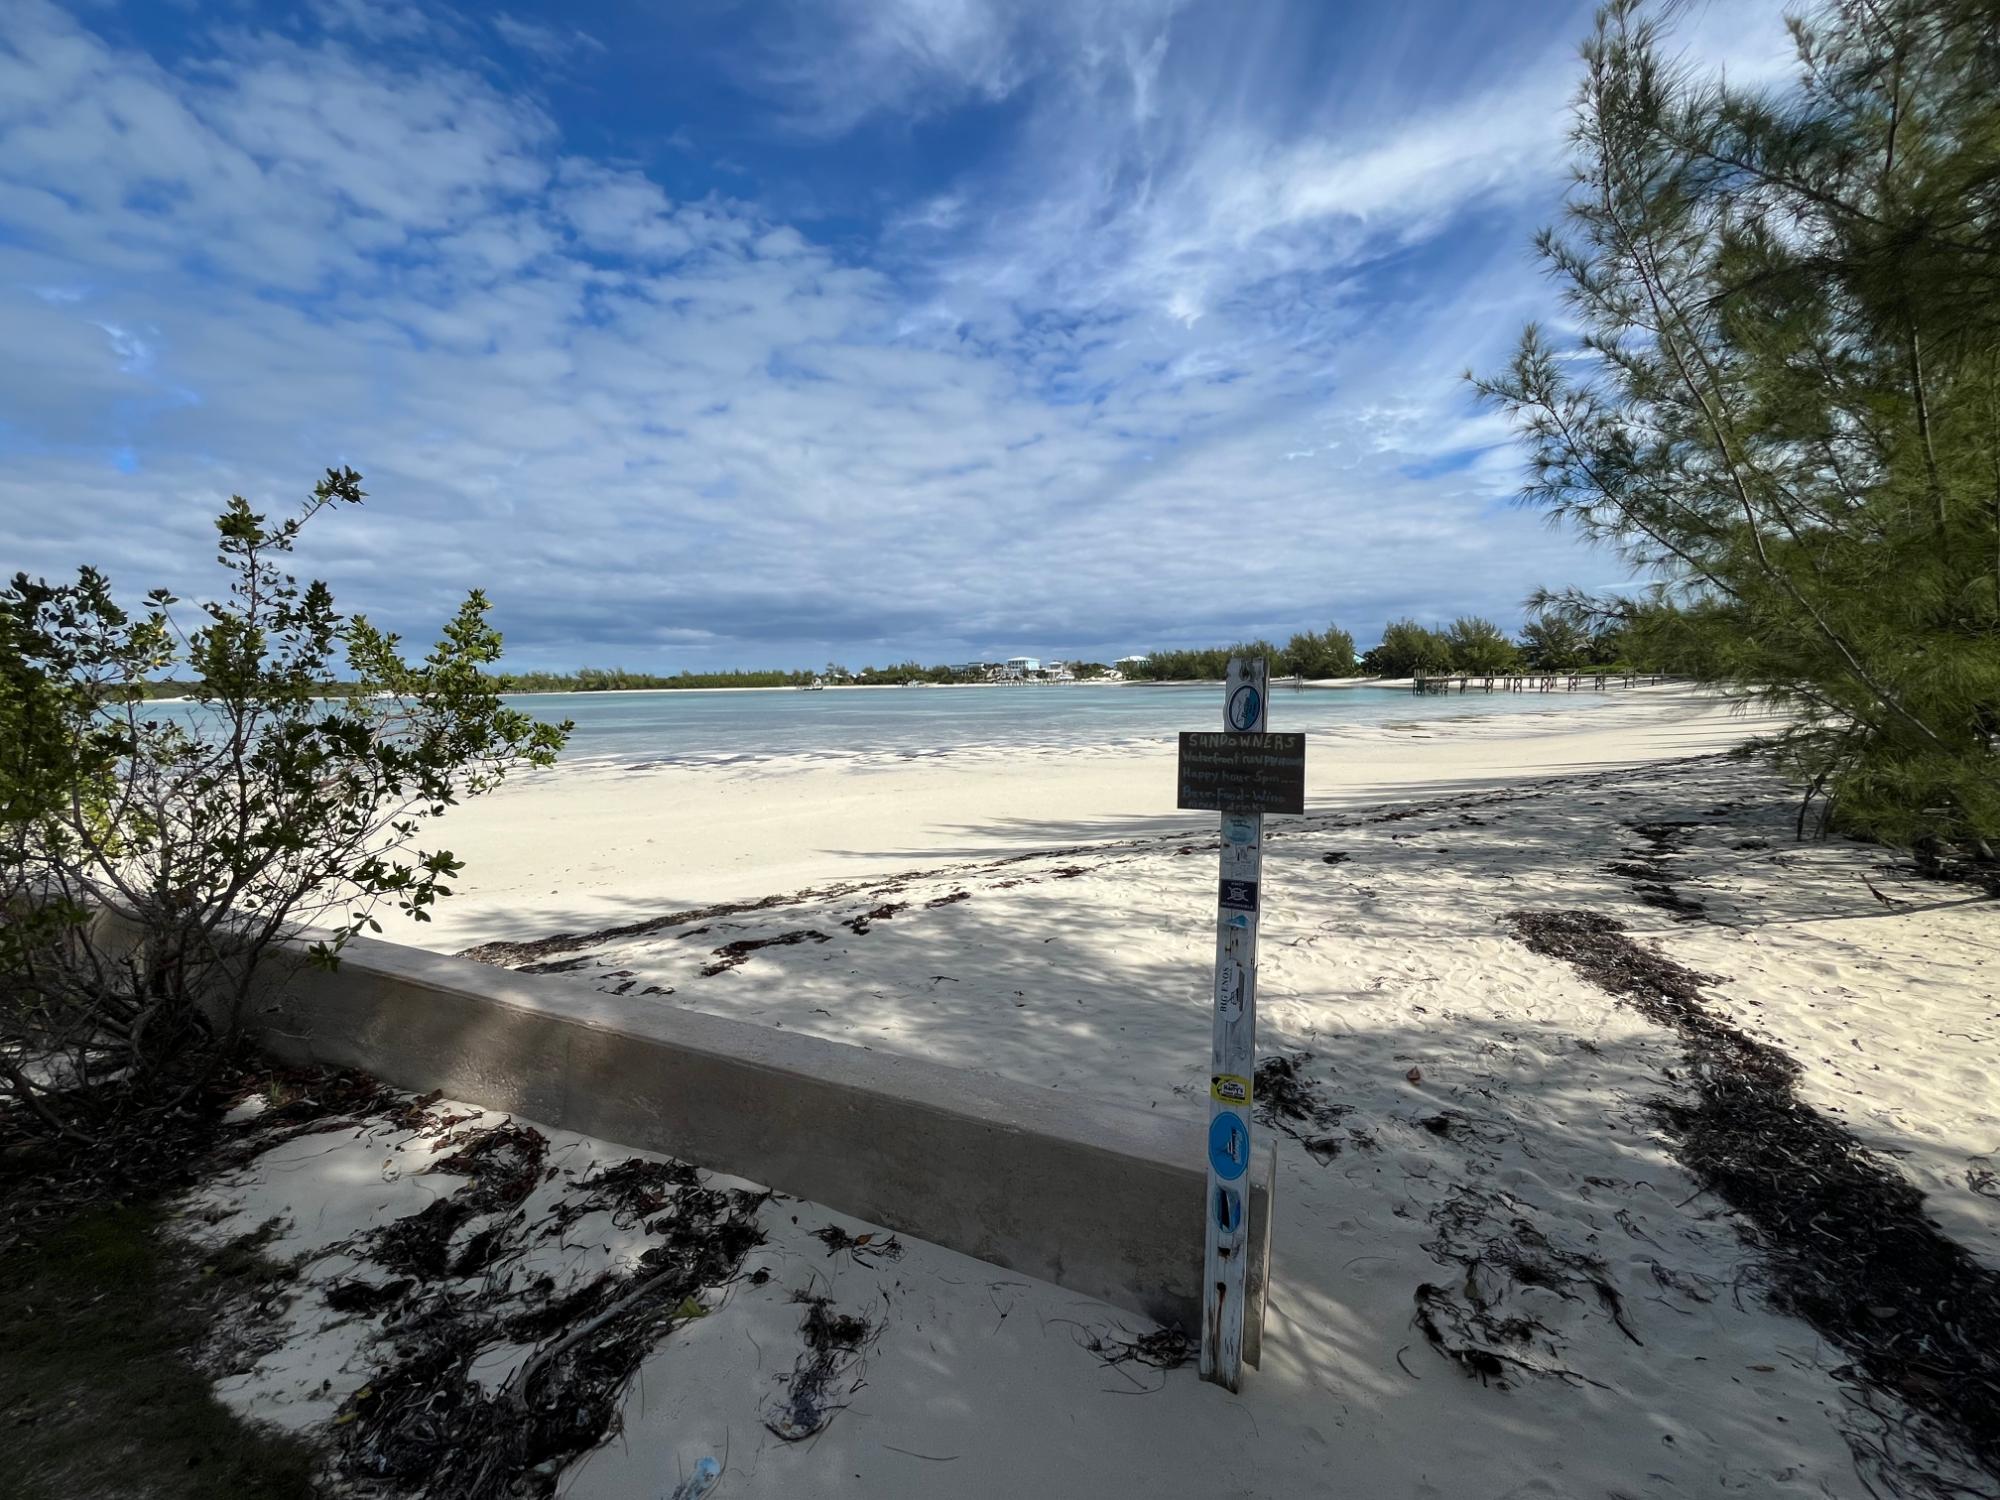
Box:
1175, 657, 1305, 1391
1203, 656, 1262, 1390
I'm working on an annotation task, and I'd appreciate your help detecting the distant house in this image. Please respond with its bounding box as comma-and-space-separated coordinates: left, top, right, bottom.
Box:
1115, 654, 1149, 667
1001, 655, 1041, 680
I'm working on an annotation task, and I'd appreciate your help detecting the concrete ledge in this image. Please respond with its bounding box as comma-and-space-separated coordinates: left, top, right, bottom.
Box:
241, 934, 1272, 1361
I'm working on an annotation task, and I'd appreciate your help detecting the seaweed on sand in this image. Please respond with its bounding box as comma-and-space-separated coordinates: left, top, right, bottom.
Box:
1254, 1052, 1350, 1162
1601, 819, 1707, 920
1507, 908, 2000, 1486
371, 1122, 549, 1280
1039, 1319, 1194, 1392
1412, 1180, 1636, 1390
810, 1223, 904, 1265
1078, 1323, 1192, 1371
763, 1293, 877, 1442
699, 930, 832, 977
841, 902, 907, 934
561, 1156, 702, 1229
337, 1147, 766, 1500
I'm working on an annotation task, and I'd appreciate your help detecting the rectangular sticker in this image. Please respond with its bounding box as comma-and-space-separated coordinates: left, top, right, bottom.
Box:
1218, 877, 1259, 912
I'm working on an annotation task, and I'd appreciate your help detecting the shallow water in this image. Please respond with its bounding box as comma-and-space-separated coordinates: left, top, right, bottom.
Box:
202, 681, 1622, 766
141, 684, 1632, 768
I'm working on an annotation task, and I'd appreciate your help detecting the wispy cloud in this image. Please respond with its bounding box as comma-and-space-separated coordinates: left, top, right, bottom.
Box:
0, 0, 1797, 668
746, 0, 1186, 136
492, 13, 605, 64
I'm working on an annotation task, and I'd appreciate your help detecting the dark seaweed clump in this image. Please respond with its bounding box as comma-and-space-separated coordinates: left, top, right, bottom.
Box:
335, 1121, 766, 1499
1506, 908, 2000, 1482
1254, 1051, 1350, 1162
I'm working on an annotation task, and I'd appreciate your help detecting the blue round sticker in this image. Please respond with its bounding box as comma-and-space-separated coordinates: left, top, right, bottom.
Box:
1208, 1112, 1250, 1181
1227, 684, 1262, 731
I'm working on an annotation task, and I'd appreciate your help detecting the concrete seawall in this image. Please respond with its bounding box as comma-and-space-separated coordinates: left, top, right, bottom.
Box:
236, 933, 1272, 1361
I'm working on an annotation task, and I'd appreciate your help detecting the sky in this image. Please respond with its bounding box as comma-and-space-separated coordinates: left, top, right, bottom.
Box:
0, 0, 1798, 672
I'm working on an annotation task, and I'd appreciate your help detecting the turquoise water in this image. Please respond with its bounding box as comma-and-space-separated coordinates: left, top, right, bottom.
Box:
135, 683, 1612, 766
472, 683, 1607, 765
134, 683, 1615, 765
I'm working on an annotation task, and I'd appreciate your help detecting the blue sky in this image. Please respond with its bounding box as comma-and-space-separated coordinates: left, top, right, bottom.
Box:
0, 0, 1794, 671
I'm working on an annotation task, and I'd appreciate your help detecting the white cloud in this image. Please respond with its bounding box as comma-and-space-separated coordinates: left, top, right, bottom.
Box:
0, 0, 1797, 668
92, 321, 154, 374
750, 0, 1187, 136
307, 0, 441, 44
492, 13, 605, 63
882, 0, 1798, 333
752, 0, 1030, 133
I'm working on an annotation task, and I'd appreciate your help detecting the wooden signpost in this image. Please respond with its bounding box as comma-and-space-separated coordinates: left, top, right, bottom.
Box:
1176, 656, 1305, 1391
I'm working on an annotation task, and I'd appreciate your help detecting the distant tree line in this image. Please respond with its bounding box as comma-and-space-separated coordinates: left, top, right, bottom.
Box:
129, 660, 1120, 696
124, 621, 1665, 700
1124, 614, 1665, 682
132, 666, 823, 696
829, 660, 1112, 685
123, 622, 1657, 697
492, 667, 815, 692
1123, 626, 1356, 682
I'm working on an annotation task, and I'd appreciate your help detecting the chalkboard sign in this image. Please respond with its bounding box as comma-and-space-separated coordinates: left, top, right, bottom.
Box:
1176, 731, 1306, 814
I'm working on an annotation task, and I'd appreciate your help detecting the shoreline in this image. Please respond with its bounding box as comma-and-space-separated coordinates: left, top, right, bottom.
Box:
140, 674, 1683, 705
530, 684, 1656, 774
413, 684, 1779, 950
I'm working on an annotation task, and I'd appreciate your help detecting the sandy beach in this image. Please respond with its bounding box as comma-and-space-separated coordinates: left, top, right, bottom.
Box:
172, 689, 2000, 1498
18, 2, 1996, 1494
416, 684, 1777, 949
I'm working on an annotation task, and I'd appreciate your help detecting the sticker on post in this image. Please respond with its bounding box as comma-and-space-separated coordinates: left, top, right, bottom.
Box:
1219, 877, 1259, 912
1207, 1112, 1250, 1181
1227, 684, 1263, 731
1221, 814, 1258, 846
1216, 961, 1245, 1022
1211, 1073, 1250, 1105
1214, 1185, 1242, 1235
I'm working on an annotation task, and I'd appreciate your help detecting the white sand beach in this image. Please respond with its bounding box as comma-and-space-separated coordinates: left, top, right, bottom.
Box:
417, 684, 1781, 950
20, 1, 1996, 1495
178, 689, 2000, 1498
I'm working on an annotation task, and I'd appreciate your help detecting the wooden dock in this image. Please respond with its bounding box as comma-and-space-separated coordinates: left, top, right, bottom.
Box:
1410, 672, 1666, 695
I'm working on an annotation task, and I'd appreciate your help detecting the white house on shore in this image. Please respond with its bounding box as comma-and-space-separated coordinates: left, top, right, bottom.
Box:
1000, 656, 1041, 680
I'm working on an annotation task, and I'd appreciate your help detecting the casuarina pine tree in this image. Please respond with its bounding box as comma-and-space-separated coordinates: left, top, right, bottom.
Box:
1477, 0, 1999, 872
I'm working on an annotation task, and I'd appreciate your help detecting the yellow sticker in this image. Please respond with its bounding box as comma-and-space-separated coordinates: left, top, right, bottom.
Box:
1210, 1073, 1251, 1105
